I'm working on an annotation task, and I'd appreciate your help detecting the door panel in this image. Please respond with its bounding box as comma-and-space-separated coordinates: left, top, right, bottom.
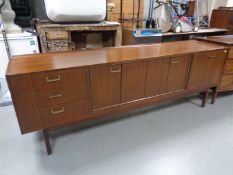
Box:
166, 56, 191, 92
145, 58, 170, 97
208, 50, 227, 85
92, 65, 121, 109
188, 50, 226, 89
121, 61, 147, 103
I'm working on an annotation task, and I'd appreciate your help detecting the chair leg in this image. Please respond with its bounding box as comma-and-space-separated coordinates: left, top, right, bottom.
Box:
43, 129, 52, 155
211, 87, 218, 105
201, 89, 209, 108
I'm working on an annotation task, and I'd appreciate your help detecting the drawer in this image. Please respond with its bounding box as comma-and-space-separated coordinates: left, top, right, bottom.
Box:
32, 68, 89, 91
40, 100, 91, 127
224, 59, 233, 74
220, 75, 233, 90
36, 85, 89, 108
229, 47, 233, 59
46, 31, 69, 40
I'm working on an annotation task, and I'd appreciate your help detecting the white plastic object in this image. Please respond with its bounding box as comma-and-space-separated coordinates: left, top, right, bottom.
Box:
0, 32, 39, 78
44, 0, 107, 22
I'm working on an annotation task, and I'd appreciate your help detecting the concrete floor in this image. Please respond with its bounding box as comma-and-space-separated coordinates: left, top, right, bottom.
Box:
1, 93, 233, 175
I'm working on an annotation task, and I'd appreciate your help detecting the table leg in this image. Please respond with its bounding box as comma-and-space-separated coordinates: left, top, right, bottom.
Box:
211, 87, 218, 105
201, 89, 209, 108
43, 129, 52, 155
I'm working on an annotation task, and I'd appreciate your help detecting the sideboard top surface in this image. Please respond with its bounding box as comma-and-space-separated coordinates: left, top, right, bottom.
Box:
196, 35, 233, 46
6, 40, 225, 76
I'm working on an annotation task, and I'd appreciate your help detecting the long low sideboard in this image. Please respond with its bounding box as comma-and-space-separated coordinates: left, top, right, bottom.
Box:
6, 40, 227, 155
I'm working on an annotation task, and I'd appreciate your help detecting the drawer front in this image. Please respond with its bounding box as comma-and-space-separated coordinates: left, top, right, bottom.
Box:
229, 47, 233, 59
40, 100, 91, 127
36, 85, 89, 108
220, 75, 233, 90
32, 68, 89, 91
224, 59, 233, 74
46, 31, 69, 40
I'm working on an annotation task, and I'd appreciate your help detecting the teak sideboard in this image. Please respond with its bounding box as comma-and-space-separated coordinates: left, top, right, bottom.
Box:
196, 35, 233, 92
6, 40, 227, 155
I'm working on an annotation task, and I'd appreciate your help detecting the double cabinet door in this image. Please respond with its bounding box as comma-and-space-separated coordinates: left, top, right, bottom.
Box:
92, 55, 191, 110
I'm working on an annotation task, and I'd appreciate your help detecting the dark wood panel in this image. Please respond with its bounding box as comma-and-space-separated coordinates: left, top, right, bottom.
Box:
92, 65, 121, 109
121, 61, 147, 102
145, 58, 170, 97
166, 55, 191, 92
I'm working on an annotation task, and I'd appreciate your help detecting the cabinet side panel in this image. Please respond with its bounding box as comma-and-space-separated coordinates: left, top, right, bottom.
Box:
7, 75, 42, 134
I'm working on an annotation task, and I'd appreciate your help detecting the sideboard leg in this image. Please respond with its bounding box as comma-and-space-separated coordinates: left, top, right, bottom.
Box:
201, 89, 209, 108
43, 129, 52, 155
211, 87, 218, 105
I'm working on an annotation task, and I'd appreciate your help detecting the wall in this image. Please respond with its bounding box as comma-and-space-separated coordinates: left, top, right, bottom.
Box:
108, 0, 144, 27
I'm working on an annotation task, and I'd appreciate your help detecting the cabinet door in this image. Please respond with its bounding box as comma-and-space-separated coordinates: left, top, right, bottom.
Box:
166, 55, 191, 92
145, 58, 170, 97
121, 61, 147, 102
188, 50, 226, 89
92, 65, 121, 109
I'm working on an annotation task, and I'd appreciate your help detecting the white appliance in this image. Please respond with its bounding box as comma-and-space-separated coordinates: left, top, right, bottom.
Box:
0, 32, 39, 79
44, 0, 106, 22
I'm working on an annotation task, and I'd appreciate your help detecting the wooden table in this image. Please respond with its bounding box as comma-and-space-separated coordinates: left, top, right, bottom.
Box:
123, 28, 228, 45
6, 40, 227, 155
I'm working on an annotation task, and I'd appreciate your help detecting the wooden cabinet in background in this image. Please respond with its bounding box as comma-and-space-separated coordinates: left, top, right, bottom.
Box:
196, 36, 233, 92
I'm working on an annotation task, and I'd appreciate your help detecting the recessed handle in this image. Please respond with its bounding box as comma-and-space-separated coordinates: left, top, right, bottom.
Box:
46, 75, 61, 83
110, 66, 121, 73
50, 107, 65, 115
208, 55, 216, 59
171, 58, 180, 64
49, 91, 63, 99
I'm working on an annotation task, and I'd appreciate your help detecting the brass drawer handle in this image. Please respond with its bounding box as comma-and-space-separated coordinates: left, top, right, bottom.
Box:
49, 91, 63, 99
110, 66, 121, 73
46, 75, 61, 83
171, 58, 180, 64
50, 107, 65, 115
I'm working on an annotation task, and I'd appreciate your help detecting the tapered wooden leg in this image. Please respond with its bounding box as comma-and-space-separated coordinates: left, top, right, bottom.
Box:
43, 129, 52, 155
211, 87, 218, 105
201, 89, 209, 108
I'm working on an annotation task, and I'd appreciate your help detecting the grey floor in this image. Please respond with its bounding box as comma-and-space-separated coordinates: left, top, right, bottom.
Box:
1, 93, 233, 175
